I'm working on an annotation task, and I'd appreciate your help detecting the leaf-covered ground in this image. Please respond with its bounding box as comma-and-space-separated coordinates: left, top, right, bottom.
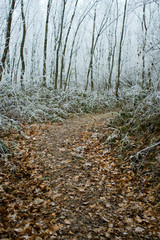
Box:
0, 111, 159, 239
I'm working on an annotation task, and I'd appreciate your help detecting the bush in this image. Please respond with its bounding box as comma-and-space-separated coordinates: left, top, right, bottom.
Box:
115, 87, 160, 134
0, 84, 118, 126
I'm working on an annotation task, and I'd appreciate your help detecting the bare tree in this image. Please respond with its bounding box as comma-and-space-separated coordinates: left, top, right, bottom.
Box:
0, 0, 16, 82
115, 0, 128, 97
108, 0, 118, 90
54, 0, 66, 90
85, 1, 114, 91
20, 0, 26, 89
60, 0, 79, 89
141, 1, 147, 88
85, 7, 96, 91
43, 0, 52, 87
64, 1, 96, 91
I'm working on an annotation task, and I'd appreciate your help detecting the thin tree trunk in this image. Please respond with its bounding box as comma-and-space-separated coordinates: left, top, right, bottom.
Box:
0, 0, 16, 82
74, 51, 78, 87
90, 8, 96, 91
20, 0, 26, 89
60, 0, 78, 89
55, 0, 66, 90
85, 1, 114, 91
108, 0, 118, 90
63, 27, 79, 91
115, 0, 127, 98
30, 30, 36, 80
11, 41, 18, 85
43, 0, 52, 87
85, 9, 96, 91
64, 1, 97, 91
142, 3, 147, 88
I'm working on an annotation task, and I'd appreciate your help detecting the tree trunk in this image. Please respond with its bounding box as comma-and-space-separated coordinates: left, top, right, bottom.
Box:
64, 28, 80, 91
142, 2, 147, 88
63, 27, 80, 91
43, 0, 52, 87
108, 0, 118, 90
54, 0, 66, 90
0, 0, 16, 82
60, 0, 78, 89
115, 0, 127, 98
20, 0, 26, 89
64, 1, 97, 91
85, 1, 114, 91
85, 8, 96, 91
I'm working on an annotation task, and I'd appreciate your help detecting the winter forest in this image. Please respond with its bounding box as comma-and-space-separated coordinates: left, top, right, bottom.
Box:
0, 0, 160, 92
0, 0, 160, 239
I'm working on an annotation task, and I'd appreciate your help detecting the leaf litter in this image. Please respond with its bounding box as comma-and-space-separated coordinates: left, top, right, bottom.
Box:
0, 111, 159, 239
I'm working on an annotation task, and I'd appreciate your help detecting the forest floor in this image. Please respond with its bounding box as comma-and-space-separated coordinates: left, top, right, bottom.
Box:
0, 111, 159, 239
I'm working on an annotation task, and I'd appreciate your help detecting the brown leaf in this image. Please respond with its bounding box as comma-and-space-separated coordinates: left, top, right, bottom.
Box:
50, 224, 62, 233
148, 196, 155, 202
77, 187, 85, 192
135, 215, 143, 223
105, 232, 111, 238
124, 217, 133, 224
34, 198, 44, 205
135, 227, 145, 233
64, 219, 71, 225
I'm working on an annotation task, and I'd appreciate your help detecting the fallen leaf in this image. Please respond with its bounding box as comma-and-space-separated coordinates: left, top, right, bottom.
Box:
135, 215, 143, 223
105, 232, 111, 238
77, 187, 85, 192
148, 196, 155, 202
135, 227, 145, 233
34, 198, 44, 205
124, 217, 133, 224
64, 219, 71, 225
50, 224, 62, 233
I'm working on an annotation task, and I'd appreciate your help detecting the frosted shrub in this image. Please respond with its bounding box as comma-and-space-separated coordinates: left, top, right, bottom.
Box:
0, 85, 118, 126
115, 87, 160, 134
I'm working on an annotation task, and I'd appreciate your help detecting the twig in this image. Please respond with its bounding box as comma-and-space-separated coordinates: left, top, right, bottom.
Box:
130, 142, 160, 161
106, 127, 121, 134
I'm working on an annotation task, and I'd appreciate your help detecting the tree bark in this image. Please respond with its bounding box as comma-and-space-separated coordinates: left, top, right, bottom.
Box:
64, 1, 99, 91
0, 0, 16, 82
43, 0, 52, 87
60, 0, 78, 89
108, 0, 118, 90
54, 0, 66, 90
20, 0, 26, 89
85, 1, 114, 91
142, 2, 147, 88
85, 8, 96, 91
115, 0, 127, 98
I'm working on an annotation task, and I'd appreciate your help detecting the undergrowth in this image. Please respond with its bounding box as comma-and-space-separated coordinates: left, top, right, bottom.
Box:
0, 84, 118, 166
110, 88, 160, 180
0, 85, 118, 129
1, 84, 160, 166
115, 89, 160, 135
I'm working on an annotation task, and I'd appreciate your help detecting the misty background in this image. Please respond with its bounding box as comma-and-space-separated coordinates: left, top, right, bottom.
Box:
0, 0, 159, 94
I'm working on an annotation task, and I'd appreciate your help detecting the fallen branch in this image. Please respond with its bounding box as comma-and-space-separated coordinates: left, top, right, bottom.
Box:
130, 142, 160, 161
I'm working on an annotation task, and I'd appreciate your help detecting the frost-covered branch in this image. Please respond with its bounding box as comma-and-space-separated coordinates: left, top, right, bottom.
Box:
130, 142, 160, 161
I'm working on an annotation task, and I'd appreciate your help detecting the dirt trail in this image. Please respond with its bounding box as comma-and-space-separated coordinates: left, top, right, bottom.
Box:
1, 111, 159, 239
29, 111, 117, 160
23, 111, 120, 239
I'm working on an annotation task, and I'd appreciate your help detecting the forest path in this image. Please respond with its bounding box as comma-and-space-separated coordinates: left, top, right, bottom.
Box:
1, 111, 159, 239
23, 111, 123, 240
28, 111, 117, 164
